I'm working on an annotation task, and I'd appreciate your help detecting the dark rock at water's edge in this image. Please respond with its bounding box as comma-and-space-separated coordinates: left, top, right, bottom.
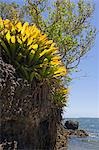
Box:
54, 122, 89, 150
65, 129, 89, 138
64, 120, 79, 130
64, 120, 88, 137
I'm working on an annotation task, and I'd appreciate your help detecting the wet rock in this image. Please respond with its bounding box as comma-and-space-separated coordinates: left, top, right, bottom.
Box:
76, 129, 89, 137
64, 129, 89, 138
65, 120, 79, 130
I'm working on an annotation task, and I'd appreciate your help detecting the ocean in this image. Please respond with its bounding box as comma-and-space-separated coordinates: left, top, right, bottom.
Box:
65, 118, 99, 150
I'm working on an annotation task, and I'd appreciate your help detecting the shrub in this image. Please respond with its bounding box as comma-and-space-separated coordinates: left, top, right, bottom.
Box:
0, 18, 67, 82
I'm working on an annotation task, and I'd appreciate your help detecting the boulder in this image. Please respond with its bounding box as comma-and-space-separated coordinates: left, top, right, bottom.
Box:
64, 120, 79, 130
76, 129, 89, 137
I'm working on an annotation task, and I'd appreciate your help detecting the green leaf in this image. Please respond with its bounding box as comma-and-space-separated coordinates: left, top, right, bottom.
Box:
21, 66, 29, 80
0, 38, 11, 58
29, 72, 35, 82
10, 43, 16, 59
28, 52, 34, 64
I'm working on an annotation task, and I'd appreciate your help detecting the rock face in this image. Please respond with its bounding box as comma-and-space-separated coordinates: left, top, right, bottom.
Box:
0, 58, 88, 150
55, 124, 68, 150
0, 57, 61, 150
65, 120, 79, 130
0, 141, 17, 150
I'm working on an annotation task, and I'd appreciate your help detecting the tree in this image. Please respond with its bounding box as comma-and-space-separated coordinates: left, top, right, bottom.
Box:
24, 0, 96, 71
0, 0, 96, 71
0, 1, 24, 21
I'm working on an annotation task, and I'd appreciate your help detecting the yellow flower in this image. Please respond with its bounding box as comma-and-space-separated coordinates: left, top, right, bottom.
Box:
3, 19, 11, 29
1, 19, 68, 82
31, 50, 35, 55
11, 25, 16, 32
62, 88, 68, 94
11, 36, 16, 43
6, 31, 11, 42
23, 22, 29, 27
32, 31, 40, 39
17, 36, 22, 44
32, 44, 38, 50
27, 37, 33, 46
25, 28, 31, 37
50, 59, 61, 65
22, 35, 27, 42
46, 40, 53, 45
0, 17, 3, 22
52, 55, 61, 61
15, 22, 22, 32
54, 66, 67, 77
4, 19, 10, 25
0, 18, 4, 30
21, 22, 29, 35
48, 47, 57, 54
40, 49, 47, 57
40, 47, 57, 57
39, 34, 47, 42
29, 44, 38, 50
50, 43, 56, 47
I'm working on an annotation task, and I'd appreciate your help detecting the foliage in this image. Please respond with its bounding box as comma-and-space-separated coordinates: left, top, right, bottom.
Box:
50, 79, 68, 107
23, 0, 48, 29
0, 2, 23, 21
0, 0, 96, 106
0, 0, 96, 71
23, 0, 96, 71
0, 18, 66, 83
0, 0, 96, 74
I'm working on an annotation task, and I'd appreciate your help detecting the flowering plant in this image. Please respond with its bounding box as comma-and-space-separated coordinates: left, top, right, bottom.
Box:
0, 18, 67, 82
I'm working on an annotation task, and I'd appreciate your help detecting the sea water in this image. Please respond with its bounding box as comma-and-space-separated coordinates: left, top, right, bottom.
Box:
66, 118, 99, 150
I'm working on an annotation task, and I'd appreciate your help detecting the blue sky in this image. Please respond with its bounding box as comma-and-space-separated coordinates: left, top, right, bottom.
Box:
1, 0, 99, 118
63, 0, 99, 118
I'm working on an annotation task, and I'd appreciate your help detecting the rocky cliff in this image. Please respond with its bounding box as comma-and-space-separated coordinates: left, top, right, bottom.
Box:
0, 57, 63, 150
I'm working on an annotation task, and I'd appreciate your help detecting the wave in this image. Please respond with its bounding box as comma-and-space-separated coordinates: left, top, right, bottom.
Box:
67, 118, 99, 150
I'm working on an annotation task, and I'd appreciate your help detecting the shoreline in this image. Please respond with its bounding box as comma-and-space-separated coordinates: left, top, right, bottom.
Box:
55, 123, 88, 150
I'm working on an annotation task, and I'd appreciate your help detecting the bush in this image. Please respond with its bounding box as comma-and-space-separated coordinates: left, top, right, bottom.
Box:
0, 18, 67, 82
